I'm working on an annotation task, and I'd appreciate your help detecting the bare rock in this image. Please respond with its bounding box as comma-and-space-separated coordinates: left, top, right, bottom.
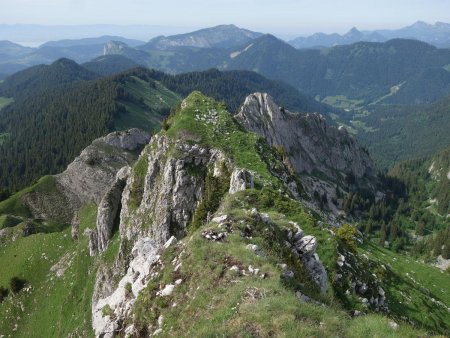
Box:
229, 168, 254, 194
90, 166, 131, 255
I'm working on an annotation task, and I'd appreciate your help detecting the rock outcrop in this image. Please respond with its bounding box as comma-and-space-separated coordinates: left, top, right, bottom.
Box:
229, 168, 254, 194
285, 222, 328, 293
22, 129, 150, 224
119, 134, 230, 245
57, 128, 149, 208
89, 166, 131, 255
92, 237, 165, 338
235, 93, 375, 189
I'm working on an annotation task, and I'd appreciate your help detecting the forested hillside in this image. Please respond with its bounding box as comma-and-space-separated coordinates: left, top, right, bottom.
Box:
0, 61, 180, 193
343, 146, 450, 259
351, 94, 450, 167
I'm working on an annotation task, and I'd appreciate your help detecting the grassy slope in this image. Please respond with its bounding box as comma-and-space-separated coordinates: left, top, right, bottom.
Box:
114, 76, 180, 133
0, 96, 13, 110
0, 175, 59, 218
165, 91, 281, 186
364, 242, 450, 333
132, 190, 434, 337
0, 204, 98, 337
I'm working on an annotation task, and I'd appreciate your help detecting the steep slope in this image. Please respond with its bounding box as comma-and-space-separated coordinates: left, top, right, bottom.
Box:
139, 24, 262, 51
0, 92, 448, 337
356, 93, 450, 167
224, 34, 303, 81
390, 146, 450, 220
235, 93, 376, 208
0, 130, 149, 337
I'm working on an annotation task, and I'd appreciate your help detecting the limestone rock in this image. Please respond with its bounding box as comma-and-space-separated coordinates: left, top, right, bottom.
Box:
57, 129, 149, 209
235, 93, 377, 202
229, 168, 254, 194
119, 135, 229, 245
296, 235, 317, 255
90, 166, 131, 255
102, 128, 150, 151
92, 237, 160, 337
236, 93, 374, 182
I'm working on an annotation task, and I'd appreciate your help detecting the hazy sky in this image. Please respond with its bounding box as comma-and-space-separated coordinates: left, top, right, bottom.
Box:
1, 0, 450, 36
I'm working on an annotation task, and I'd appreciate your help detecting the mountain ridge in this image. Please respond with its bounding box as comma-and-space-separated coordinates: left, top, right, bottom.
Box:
289, 20, 450, 49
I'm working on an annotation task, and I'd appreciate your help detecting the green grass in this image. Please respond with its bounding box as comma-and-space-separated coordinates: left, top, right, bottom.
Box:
127, 148, 149, 210
363, 242, 450, 335
0, 96, 13, 111
322, 95, 364, 110
114, 77, 180, 132
132, 190, 433, 337
0, 175, 61, 218
0, 204, 98, 337
0, 214, 22, 229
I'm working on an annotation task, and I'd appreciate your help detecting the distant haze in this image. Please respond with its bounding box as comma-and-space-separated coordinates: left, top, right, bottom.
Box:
0, 0, 449, 43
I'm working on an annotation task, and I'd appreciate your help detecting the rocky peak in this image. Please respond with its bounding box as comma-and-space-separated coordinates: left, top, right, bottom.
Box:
236, 93, 376, 196
103, 41, 128, 55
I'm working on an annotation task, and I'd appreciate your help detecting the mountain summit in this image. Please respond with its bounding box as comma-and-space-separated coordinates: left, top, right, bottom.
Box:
139, 24, 263, 51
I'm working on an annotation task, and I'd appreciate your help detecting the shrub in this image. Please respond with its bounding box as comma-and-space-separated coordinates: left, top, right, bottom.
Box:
125, 282, 132, 297
102, 304, 114, 318
10, 276, 27, 293
335, 223, 358, 252
0, 286, 8, 303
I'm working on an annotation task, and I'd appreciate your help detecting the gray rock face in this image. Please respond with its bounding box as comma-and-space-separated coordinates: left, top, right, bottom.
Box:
56, 129, 149, 218
21, 129, 149, 224
92, 236, 165, 338
102, 128, 150, 151
90, 166, 131, 255
235, 93, 375, 186
92, 134, 236, 337
229, 169, 254, 194
120, 134, 229, 245
286, 225, 328, 293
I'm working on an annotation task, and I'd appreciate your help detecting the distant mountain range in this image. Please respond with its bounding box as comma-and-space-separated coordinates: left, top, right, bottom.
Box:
289, 21, 450, 49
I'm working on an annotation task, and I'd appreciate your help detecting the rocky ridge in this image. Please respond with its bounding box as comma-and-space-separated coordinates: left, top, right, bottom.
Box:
22, 128, 149, 225
235, 93, 376, 202
89, 93, 333, 336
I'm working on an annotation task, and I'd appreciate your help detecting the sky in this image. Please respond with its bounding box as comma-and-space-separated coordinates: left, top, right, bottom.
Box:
0, 0, 450, 40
